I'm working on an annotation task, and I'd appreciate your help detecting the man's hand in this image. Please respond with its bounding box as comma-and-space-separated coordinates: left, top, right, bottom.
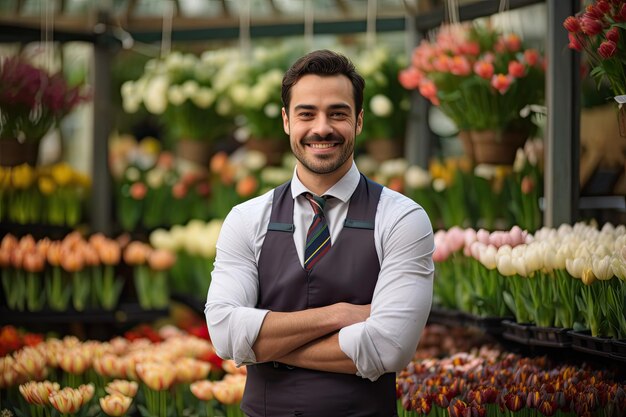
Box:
252, 302, 370, 363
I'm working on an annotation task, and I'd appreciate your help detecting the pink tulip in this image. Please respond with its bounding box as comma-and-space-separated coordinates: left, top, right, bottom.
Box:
476, 229, 490, 245
508, 61, 526, 78
398, 67, 423, 89
418, 80, 439, 106
449, 56, 471, 76
433, 241, 451, 263
491, 74, 514, 94
446, 226, 466, 253
473, 60, 494, 79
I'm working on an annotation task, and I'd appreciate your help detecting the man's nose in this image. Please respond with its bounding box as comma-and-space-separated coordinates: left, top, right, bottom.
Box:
311, 115, 333, 137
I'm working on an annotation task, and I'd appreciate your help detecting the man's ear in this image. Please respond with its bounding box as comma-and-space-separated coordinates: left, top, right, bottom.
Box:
356, 109, 364, 135
282, 107, 290, 135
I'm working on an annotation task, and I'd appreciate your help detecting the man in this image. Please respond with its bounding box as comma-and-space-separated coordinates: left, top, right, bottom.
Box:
205, 49, 434, 417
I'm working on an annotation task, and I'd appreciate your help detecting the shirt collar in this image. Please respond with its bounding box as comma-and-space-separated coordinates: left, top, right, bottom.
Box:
290, 162, 360, 203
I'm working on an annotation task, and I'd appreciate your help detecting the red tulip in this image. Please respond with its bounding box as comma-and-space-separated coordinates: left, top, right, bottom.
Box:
508, 60, 526, 78
598, 40, 617, 58
568, 33, 584, 51
606, 27, 620, 42
581, 14, 604, 35
474, 60, 494, 79
563, 16, 581, 33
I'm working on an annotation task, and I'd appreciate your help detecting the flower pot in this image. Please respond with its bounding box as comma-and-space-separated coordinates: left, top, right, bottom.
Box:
469, 130, 528, 165
245, 136, 289, 166
458, 130, 474, 164
365, 138, 402, 163
0, 139, 40, 167
175, 139, 213, 167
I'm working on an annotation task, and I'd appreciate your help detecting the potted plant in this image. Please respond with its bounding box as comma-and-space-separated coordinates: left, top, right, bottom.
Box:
120, 49, 240, 166
0, 56, 88, 166
399, 23, 545, 165
355, 47, 411, 162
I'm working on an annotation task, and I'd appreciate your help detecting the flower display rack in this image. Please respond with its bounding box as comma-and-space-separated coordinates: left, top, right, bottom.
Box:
528, 325, 573, 348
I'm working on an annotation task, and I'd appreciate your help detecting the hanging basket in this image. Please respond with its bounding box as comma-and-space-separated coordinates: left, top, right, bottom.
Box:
469, 129, 528, 165
0, 139, 40, 167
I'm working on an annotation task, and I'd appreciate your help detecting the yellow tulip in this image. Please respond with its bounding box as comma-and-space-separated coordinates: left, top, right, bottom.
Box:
38, 176, 57, 195
100, 393, 132, 417
13, 346, 48, 380
19, 380, 60, 406
49, 387, 84, 414
136, 362, 175, 391
57, 347, 92, 375
581, 268, 597, 286
0, 166, 11, 189
51, 162, 74, 186
190, 380, 214, 401
105, 380, 139, 397
174, 358, 211, 383
10, 163, 35, 189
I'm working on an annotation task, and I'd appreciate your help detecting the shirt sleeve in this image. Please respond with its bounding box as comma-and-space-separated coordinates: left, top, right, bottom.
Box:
338, 197, 434, 381
204, 204, 269, 366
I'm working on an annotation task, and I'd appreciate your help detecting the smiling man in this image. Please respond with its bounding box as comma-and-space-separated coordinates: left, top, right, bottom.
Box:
205, 49, 434, 417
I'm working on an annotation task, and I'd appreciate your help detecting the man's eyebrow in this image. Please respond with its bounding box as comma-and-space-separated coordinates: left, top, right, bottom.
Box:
293, 103, 352, 111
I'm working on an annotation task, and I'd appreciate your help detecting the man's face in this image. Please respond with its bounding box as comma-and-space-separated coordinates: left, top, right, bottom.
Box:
282, 74, 363, 176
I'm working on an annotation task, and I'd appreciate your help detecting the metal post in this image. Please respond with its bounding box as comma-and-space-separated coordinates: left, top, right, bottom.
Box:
544, 0, 580, 227
91, 10, 115, 235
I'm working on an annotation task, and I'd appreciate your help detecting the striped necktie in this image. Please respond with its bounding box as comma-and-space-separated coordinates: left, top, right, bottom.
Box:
304, 193, 331, 270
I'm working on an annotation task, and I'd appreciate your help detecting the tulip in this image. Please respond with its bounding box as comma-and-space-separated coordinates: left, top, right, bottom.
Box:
13, 346, 48, 380
123, 241, 150, 265
93, 354, 125, 378
49, 387, 84, 414
0, 356, 20, 389
147, 248, 176, 271
473, 60, 494, 79
566, 257, 588, 279
19, 380, 60, 405
611, 255, 626, 281
592, 255, 613, 280
190, 380, 215, 401
106, 379, 139, 397
491, 73, 514, 94
57, 347, 92, 375
136, 362, 176, 391
175, 358, 211, 383
496, 252, 516, 276
78, 383, 95, 403
581, 268, 597, 286
212, 382, 240, 405
100, 393, 132, 417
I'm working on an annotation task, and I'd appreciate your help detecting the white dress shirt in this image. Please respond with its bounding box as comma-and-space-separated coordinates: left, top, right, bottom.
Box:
205, 162, 434, 381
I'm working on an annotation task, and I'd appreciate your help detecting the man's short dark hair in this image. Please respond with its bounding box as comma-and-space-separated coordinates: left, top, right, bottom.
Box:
281, 49, 365, 118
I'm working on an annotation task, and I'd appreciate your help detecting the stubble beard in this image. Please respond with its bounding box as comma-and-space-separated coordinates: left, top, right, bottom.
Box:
291, 133, 354, 175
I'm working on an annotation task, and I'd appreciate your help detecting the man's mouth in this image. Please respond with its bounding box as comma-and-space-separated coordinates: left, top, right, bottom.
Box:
308, 143, 338, 149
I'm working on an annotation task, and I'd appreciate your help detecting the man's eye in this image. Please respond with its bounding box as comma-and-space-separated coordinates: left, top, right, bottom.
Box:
331, 112, 348, 118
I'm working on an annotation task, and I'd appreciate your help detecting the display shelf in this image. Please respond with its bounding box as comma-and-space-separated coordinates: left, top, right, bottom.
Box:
0, 302, 168, 325
502, 320, 532, 345
568, 330, 614, 359
462, 312, 513, 335
528, 325, 573, 348
428, 306, 466, 328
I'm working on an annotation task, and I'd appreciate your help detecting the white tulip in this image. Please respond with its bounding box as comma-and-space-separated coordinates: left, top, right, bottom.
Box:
181, 80, 200, 97
474, 164, 497, 180
146, 168, 165, 188
169, 225, 187, 251
524, 242, 544, 274
150, 229, 177, 251
611, 255, 626, 281
260, 167, 292, 185
379, 158, 409, 178
405, 165, 431, 189
167, 85, 186, 106
369, 94, 393, 117
242, 150, 267, 171
143, 75, 169, 115
496, 252, 516, 276
513, 147, 526, 173
592, 255, 614, 280
229, 84, 249, 106
565, 257, 588, 279
216, 97, 233, 116
479, 244, 497, 270
192, 88, 216, 109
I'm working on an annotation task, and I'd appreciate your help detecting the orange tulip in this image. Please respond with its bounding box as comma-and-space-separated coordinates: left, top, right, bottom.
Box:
1, 233, 18, 251
18, 235, 36, 252
19, 380, 60, 405
100, 393, 132, 417
210, 151, 229, 174
46, 241, 63, 266
93, 353, 125, 378
99, 241, 121, 265
0, 247, 11, 268
190, 380, 215, 401
236, 175, 258, 198
13, 346, 48, 380
79, 383, 95, 403
174, 358, 211, 383
49, 387, 84, 414
82, 244, 101, 267
60, 248, 85, 272
222, 359, 247, 375
57, 347, 92, 375
136, 362, 176, 391
0, 356, 20, 389
22, 250, 46, 273
147, 248, 176, 271
105, 379, 139, 397
123, 241, 150, 265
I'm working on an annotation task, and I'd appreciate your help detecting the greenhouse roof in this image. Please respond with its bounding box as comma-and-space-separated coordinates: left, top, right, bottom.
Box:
0, 0, 543, 44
